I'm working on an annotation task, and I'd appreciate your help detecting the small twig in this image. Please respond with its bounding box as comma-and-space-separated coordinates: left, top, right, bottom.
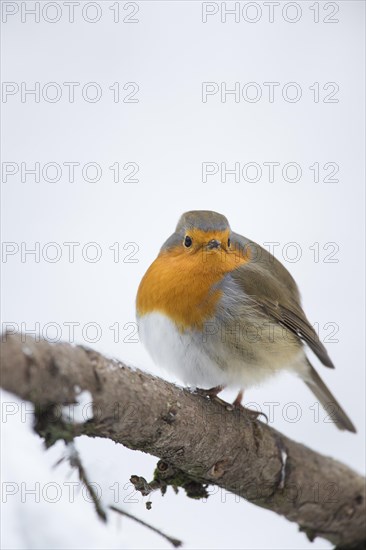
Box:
67, 442, 107, 522
109, 505, 182, 548
56, 444, 182, 545
42, 423, 182, 545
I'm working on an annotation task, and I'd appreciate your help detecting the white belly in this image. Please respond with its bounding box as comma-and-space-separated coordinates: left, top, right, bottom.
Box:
137, 312, 306, 389
137, 312, 228, 387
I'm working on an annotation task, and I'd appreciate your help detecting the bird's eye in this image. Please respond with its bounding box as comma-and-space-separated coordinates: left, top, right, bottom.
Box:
228, 238, 231, 247
184, 236, 192, 248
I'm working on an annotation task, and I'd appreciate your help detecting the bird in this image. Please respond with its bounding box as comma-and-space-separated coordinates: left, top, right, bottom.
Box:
136, 210, 356, 433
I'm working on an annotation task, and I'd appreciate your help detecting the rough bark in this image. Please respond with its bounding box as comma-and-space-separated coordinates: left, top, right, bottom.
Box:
1, 333, 365, 548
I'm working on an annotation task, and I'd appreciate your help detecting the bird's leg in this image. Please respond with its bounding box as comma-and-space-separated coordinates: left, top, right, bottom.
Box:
233, 389, 268, 422
233, 389, 244, 408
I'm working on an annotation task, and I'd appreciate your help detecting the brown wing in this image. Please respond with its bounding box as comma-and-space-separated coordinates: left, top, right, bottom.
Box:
258, 298, 335, 368
230, 233, 335, 369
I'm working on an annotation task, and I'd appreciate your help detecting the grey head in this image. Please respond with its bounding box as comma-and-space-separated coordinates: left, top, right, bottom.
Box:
176, 210, 230, 233
161, 210, 231, 251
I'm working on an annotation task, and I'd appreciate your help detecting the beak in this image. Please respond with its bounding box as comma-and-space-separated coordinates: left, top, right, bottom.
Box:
206, 239, 221, 250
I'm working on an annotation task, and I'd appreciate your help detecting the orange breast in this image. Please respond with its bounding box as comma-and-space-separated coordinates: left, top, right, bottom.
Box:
136, 244, 249, 331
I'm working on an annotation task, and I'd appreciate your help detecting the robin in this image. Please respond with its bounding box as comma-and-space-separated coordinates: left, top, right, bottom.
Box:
136, 210, 356, 433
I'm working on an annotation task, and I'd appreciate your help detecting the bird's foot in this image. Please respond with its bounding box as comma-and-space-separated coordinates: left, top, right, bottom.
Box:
195, 385, 224, 399
234, 404, 268, 422
195, 385, 229, 407
232, 390, 268, 422
195, 386, 268, 421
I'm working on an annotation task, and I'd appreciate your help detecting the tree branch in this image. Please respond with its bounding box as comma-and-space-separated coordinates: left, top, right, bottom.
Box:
1, 333, 365, 548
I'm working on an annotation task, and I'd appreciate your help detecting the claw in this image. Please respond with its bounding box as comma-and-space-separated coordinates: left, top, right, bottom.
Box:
195, 385, 232, 408
232, 389, 268, 422
243, 408, 269, 423
195, 385, 225, 399
195, 386, 268, 422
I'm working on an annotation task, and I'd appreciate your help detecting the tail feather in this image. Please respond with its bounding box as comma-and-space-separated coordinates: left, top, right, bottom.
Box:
304, 362, 356, 433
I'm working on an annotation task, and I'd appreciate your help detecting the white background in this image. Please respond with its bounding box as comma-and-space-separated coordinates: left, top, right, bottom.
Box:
1, 1, 365, 549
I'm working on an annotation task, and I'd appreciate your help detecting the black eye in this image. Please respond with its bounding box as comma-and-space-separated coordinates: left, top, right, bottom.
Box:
184, 235, 192, 247
228, 238, 231, 247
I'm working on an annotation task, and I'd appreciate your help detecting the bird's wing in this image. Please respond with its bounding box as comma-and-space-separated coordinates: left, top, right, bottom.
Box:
229, 233, 335, 369
257, 297, 335, 368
